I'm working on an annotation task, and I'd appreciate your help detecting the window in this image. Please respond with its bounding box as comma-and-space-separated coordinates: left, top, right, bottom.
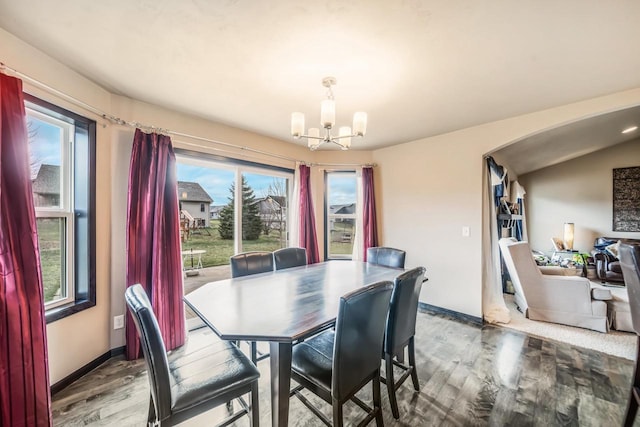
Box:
26, 95, 96, 322
325, 171, 357, 259
175, 150, 292, 270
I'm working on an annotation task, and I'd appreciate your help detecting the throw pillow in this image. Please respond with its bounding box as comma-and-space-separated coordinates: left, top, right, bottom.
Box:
605, 240, 621, 258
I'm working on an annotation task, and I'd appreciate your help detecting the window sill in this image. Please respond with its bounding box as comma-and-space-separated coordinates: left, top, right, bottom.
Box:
45, 298, 96, 324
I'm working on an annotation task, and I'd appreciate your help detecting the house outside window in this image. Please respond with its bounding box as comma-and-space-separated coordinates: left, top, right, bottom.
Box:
325, 171, 357, 259
26, 95, 96, 322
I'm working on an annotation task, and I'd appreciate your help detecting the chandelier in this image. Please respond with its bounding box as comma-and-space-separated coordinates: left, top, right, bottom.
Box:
291, 77, 367, 150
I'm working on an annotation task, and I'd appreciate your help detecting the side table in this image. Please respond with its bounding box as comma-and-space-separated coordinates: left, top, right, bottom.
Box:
181, 249, 205, 270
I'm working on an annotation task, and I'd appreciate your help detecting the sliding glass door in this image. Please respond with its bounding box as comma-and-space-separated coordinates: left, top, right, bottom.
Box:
176, 152, 292, 270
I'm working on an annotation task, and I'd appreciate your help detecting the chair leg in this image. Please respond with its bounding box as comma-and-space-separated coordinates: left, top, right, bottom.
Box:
332, 399, 344, 427
373, 372, 384, 427
251, 341, 258, 364
624, 388, 639, 427
624, 337, 640, 427
250, 380, 260, 427
147, 398, 156, 424
385, 353, 400, 419
408, 337, 420, 391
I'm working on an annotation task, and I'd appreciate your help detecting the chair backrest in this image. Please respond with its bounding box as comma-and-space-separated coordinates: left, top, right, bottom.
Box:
332, 280, 393, 401
619, 243, 640, 334
273, 247, 307, 270
366, 247, 406, 269
124, 284, 172, 422
498, 238, 541, 303
384, 267, 427, 355
230, 251, 274, 278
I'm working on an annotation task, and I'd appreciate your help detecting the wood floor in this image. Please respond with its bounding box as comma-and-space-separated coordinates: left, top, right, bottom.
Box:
51, 307, 636, 426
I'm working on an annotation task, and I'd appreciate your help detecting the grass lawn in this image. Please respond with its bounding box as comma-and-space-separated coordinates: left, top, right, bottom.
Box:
182, 220, 357, 266
181, 220, 287, 268
36, 218, 63, 302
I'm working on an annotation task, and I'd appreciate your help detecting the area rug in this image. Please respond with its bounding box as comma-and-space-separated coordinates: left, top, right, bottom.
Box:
499, 294, 636, 360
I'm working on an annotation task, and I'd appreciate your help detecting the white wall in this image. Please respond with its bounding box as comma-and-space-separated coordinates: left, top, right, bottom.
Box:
374, 90, 640, 318
519, 138, 640, 255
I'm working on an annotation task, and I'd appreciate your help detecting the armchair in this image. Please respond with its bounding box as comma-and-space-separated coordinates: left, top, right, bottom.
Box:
499, 238, 611, 333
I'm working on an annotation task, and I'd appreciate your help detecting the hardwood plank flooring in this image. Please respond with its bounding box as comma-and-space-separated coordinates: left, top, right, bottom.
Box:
52, 307, 636, 426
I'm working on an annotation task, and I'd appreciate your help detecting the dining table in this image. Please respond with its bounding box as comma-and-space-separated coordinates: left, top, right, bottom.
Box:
183, 260, 403, 427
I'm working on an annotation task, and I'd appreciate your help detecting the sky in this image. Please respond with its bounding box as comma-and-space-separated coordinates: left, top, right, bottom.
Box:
177, 162, 357, 207
176, 163, 287, 206
27, 115, 62, 177
327, 174, 357, 206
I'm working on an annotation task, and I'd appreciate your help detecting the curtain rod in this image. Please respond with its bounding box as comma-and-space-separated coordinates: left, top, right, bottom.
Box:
0, 61, 376, 168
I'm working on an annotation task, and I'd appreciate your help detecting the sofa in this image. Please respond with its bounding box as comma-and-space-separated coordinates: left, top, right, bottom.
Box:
593, 237, 640, 284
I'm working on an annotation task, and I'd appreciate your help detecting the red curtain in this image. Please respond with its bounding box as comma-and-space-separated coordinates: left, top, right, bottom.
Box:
125, 129, 185, 360
0, 74, 52, 426
362, 166, 378, 261
298, 164, 320, 264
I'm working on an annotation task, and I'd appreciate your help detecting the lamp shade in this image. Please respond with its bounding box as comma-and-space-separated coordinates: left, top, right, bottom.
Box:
307, 127, 320, 148
291, 112, 305, 137
339, 126, 351, 149
320, 99, 335, 128
563, 223, 575, 250
353, 112, 367, 136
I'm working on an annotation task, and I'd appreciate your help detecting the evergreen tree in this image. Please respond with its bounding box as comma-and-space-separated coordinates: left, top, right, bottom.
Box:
217, 197, 234, 240
217, 177, 263, 240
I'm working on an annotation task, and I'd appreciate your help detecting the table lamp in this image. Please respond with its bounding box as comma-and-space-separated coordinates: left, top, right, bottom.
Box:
563, 222, 575, 251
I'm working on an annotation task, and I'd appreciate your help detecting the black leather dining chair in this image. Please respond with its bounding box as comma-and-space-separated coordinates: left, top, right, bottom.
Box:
381, 266, 426, 419
367, 247, 406, 269
619, 243, 640, 427
230, 251, 274, 278
125, 284, 260, 427
273, 247, 307, 270
230, 251, 274, 362
290, 280, 394, 426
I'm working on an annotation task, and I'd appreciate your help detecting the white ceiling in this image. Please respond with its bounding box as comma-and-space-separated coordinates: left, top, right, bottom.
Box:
494, 106, 640, 176
1, 1, 639, 164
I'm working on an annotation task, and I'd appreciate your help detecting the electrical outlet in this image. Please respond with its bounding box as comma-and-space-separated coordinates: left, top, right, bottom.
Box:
462, 226, 470, 237
113, 315, 125, 330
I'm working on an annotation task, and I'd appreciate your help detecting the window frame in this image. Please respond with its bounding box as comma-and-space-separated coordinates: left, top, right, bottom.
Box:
29, 109, 76, 309
324, 170, 357, 260
25, 94, 97, 323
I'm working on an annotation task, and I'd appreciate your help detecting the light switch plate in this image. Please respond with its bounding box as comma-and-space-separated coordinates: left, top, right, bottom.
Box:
462, 226, 470, 237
